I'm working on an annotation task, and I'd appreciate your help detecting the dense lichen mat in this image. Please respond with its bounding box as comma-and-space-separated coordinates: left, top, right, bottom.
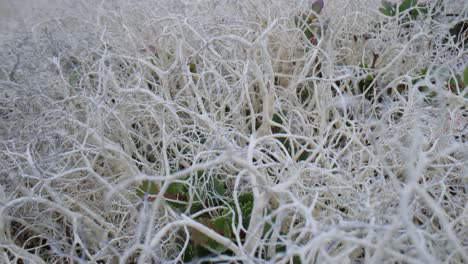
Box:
0, 0, 467, 263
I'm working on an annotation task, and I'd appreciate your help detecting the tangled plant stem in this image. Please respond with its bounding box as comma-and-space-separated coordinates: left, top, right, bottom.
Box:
0, 0, 467, 263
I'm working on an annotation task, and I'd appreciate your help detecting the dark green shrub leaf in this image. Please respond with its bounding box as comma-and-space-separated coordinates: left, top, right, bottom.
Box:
379, 7, 394, 16
380, 0, 396, 16
166, 181, 187, 195
398, 0, 417, 13
213, 216, 232, 238
381, 0, 395, 11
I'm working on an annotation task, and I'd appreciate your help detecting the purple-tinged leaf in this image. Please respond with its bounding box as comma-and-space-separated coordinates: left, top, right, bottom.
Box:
312, 0, 324, 14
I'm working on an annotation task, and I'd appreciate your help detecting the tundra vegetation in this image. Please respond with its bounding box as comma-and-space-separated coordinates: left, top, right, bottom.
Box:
0, 0, 467, 263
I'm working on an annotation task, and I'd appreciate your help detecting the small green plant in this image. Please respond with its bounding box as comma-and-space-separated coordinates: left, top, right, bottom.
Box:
295, 0, 324, 45
414, 66, 467, 100
136, 172, 255, 261
447, 66, 467, 97
379, 0, 427, 20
